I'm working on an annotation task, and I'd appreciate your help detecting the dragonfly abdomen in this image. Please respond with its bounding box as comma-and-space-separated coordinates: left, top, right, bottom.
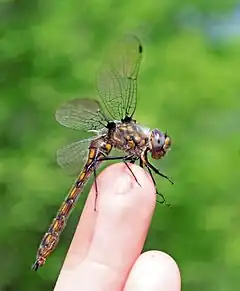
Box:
32, 150, 100, 271
32, 143, 112, 271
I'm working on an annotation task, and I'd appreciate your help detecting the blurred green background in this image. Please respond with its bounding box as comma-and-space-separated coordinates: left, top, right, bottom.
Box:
1, 0, 240, 290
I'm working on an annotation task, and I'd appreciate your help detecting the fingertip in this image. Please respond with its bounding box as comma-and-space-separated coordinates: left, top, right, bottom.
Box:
141, 250, 181, 280
124, 251, 181, 291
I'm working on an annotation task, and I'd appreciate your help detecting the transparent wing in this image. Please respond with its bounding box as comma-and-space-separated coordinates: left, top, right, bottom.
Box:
57, 138, 93, 175
55, 98, 110, 131
97, 35, 143, 121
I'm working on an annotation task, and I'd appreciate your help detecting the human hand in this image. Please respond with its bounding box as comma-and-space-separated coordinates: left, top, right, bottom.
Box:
54, 163, 181, 291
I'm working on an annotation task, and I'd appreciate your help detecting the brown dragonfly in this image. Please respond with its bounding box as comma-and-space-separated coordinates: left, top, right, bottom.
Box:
32, 35, 173, 271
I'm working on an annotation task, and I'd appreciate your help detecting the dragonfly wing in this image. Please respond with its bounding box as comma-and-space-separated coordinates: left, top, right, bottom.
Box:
55, 98, 109, 131
97, 35, 143, 121
57, 138, 94, 175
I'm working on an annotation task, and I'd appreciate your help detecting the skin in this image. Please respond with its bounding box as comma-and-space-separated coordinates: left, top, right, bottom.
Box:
54, 163, 181, 291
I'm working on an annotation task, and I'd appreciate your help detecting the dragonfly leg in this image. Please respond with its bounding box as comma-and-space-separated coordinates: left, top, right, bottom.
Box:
140, 152, 172, 206
145, 165, 171, 206
123, 160, 141, 187
145, 160, 174, 185
128, 156, 138, 164
97, 154, 141, 187
122, 155, 141, 186
93, 159, 98, 212
97, 154, 134, 162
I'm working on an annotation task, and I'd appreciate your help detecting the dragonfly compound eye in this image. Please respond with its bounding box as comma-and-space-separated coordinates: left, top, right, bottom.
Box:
150, 129, 166, 159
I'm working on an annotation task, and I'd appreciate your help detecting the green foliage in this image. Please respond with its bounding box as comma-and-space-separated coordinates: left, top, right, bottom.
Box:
0, 0, 239, 290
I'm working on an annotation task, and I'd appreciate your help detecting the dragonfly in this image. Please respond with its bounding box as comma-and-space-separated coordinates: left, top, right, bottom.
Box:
32, 35, 173, 271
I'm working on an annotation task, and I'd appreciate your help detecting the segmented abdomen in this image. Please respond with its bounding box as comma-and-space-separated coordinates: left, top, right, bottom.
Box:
32, 148, 102, 270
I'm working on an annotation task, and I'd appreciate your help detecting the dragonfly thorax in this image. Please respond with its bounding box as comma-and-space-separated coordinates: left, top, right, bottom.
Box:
149, 129, 171, 160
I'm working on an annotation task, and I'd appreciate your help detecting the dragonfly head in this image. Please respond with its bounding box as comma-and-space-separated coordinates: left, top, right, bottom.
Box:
149, 129, 171, 159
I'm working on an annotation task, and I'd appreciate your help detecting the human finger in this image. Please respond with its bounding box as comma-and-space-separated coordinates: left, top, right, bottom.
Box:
55, 163, 156, 291
124, 251, 181, 291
